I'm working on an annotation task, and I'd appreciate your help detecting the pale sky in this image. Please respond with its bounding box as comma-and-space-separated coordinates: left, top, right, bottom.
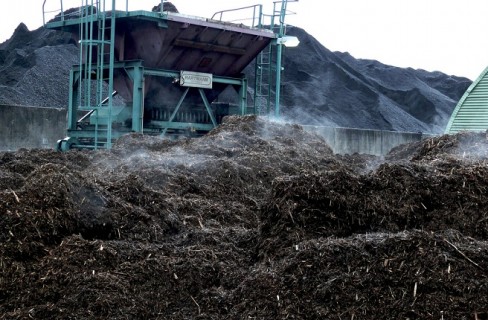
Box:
1, 0, 487, 80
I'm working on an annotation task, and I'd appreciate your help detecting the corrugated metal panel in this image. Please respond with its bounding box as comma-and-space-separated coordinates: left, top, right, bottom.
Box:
445, 66, 488, 133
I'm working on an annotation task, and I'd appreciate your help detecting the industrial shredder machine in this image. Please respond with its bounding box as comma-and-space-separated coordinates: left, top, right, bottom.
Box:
42, 0, 297, 150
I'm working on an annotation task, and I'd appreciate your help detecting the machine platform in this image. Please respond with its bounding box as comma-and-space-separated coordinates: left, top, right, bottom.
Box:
42, 1, 292, 149
45, 6, 275, 103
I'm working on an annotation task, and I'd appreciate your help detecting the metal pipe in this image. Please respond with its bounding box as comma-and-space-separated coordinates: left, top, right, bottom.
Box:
77, 91, 118, 124
274, 0, 289, 118
42, 0, 64, 25
106, 0, 117, 149
275, 42, 282, 118
86, 0, 95, 107
253, 5, 263, 28
42, 0, 47, 25
211, 5, 262, 21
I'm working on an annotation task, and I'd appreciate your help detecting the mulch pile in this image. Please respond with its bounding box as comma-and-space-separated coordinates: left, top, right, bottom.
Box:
1, 115, 488, 319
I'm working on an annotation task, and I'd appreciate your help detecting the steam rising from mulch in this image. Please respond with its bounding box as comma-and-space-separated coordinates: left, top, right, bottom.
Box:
1, 115, 488, 319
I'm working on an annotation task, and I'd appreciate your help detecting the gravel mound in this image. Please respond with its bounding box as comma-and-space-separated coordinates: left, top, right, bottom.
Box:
0, 14, 471, 133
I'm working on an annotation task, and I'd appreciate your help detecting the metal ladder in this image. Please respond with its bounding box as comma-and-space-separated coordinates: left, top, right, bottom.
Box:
254, 39, 274, 116
77, 0, 117, 149
254, 0, 297, 117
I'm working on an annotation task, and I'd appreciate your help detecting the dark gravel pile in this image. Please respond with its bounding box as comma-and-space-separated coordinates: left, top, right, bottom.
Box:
0, 10, 471, 133
1, 115, 488, 319
0, 23, 76, 107
275, 27, 472, 133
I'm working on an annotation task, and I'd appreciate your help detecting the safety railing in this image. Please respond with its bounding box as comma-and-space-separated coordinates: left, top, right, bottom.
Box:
253, 0, 299, 117
42, 0, 168, 25
211, 5, 264, 29
42, 0, 64, 25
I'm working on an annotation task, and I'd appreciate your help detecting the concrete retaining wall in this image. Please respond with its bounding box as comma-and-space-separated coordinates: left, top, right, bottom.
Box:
303, 125, 433, 156
0, 105, 432, 155
0, 105, 66, 151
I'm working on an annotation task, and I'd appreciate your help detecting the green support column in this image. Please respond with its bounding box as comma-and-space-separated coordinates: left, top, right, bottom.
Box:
199, 88, 218, 127
274, 42, 283, 118
131, 65, 144, 132
239, 77, 248, 115
67, 70, 79, 131
162, 87, 190, 136
274, 0, 290, 119
106, 0, 117, 149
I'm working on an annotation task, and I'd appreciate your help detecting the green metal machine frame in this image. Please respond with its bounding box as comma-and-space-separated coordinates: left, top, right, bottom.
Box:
61, 60, 248, 150
44, 0, 297, 150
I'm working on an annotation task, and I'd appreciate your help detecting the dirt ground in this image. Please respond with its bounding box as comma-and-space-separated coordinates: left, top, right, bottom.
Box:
1, 115, 488, 319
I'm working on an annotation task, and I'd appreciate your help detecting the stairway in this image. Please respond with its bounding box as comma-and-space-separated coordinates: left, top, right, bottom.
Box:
76, 0, 117, 149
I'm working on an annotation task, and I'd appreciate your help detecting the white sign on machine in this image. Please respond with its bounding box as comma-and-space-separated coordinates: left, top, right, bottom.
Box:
180, 71, 213, 89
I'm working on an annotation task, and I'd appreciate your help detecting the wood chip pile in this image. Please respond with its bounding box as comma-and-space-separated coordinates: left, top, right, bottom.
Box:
1, 115, 488, 319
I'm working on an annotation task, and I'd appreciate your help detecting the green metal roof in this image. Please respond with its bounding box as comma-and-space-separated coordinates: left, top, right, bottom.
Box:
445, 66, 488, 133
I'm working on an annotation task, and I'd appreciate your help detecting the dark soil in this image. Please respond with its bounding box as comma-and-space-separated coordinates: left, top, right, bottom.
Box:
2, 115, 488, 319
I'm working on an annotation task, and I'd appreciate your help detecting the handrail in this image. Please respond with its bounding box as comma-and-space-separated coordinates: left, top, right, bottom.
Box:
42, 0, 47, 25
42, 0, 252, 28
44, 0, 167, 23
211, 4, 263, 28
42, 0, 64, 25
158, 0, 166, 14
